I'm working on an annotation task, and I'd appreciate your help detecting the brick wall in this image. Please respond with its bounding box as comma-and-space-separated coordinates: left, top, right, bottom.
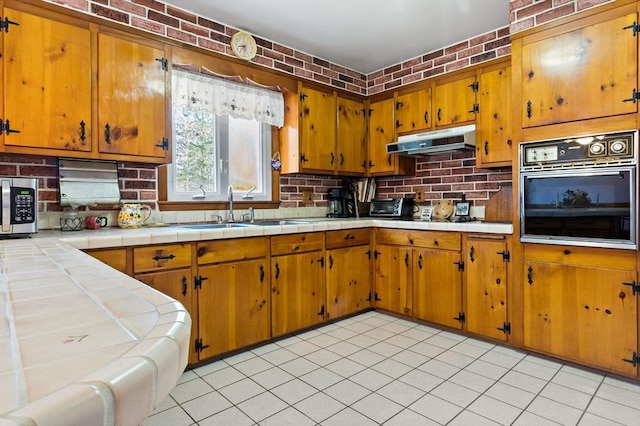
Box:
509, 0, 615, 34
0, 155, 156, 213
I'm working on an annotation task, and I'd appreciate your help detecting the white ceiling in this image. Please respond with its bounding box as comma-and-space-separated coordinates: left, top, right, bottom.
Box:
162, 0, 510, 74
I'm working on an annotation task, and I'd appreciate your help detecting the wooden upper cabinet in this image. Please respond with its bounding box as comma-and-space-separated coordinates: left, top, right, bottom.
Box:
433, 75, 477, 127
519, 9, 638, 128
477, 65, 512, 168
367, 97, 415, 176
2, 8, 91, 152
395, 88, 432, 134
97, 32, 168, 160
337, 96, 366, 175
299, 85, 336, 173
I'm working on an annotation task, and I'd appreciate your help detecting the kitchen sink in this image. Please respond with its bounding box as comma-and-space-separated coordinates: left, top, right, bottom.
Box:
178, 223, 252, 229
243, 220, 312, 226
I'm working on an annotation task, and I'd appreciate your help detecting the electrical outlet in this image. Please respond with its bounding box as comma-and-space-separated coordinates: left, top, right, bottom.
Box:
415, 189, 425, 204
302, 190, 314, 204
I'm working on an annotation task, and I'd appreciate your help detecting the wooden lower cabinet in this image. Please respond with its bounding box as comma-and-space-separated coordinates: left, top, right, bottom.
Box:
326, 229, 372, 320
374, 244, 412, 316
413, 248, 463, 329
523, 244, 638, 376
134, 269, 198, 365
195, 237, 270, 359
85, 248, 128, 274
464, 235, 509, 341
271, 233, 326, 337
197, 259, 270, 359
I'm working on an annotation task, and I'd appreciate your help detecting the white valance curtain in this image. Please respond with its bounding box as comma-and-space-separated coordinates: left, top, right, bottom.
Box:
172, 68, 285, 128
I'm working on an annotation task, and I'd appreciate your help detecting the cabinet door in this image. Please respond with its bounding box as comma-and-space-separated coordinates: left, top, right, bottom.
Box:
523, 261, 637, 375
271, 251, 325, 337
465, 238, 508, 340
135, 269, 198, 365
98, 33, 167, 159
3, 8, 91, 151
326, 246, 371, 320
197, 259, 270, 358
434, 76, 477, 127
374, 244, 412, 316
396, 89, 432, 134
299, 86, 336, 172
85, 248, 128, 274
413, 249, 462, 329
337, 97, 366, 175
521, 12, 637, 127
477, 66, 512, 167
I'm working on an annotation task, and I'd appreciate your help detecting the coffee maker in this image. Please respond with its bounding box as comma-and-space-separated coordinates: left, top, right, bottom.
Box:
327, 188, 356, 218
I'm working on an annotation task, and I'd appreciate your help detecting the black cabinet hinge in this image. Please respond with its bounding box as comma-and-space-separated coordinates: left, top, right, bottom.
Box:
622, 351, 640, 367
396, 119, 403, 128
497, 321, 511, 335
155, 57, 168, 71
622, 280, 640, 296
468, 81, 479, 92
318, 304, 325, 317
195, 338, 209, 353
395, 101, 403, 110
155, 137, 169, 150
623, 21, 640, 37
375, 292, 381, 302
453, 260, 465, 271
453, 312, 465, 323
497, 250, 510, 262
194, 275, 208, 289
373, 250, 381, 259
622, 88, 640, 103
300, 92, 308, 102
318, 256, 325, 267
468, 103, 479, 114
0, 119, 20, 136
0, 17, 19, 33
300, 153, 309, 163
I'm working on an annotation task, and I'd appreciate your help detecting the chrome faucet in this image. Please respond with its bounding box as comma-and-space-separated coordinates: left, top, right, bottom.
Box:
228, 184, 235, 223
242, 206, 255, 223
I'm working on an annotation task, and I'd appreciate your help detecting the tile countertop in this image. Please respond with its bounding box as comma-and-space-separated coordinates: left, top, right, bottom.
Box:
0, 218, 511, 425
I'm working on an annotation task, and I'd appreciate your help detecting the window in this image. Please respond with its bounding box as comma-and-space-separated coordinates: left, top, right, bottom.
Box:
168, 69, 284, 202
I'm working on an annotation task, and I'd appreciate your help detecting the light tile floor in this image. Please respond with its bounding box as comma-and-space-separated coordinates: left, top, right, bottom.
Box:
141, 312, 640, 426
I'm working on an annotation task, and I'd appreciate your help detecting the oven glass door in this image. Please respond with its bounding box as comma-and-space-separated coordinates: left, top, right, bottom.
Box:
520, 167, 636, 249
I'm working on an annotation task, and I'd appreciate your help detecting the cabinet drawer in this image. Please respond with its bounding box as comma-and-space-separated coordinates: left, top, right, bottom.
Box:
375, 229, 460, 251
85, 248, 128, 273
326, 229, 370, 249
197, 237, 268, 264
271, 232, 324, 256
524, 243, 636, 270
133, 243, 192, 273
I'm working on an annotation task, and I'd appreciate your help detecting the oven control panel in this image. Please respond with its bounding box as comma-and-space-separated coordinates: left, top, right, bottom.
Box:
522, 130, 636, 167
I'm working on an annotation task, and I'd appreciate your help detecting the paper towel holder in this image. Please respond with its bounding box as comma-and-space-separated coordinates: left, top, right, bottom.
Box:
58, 158, 121, 207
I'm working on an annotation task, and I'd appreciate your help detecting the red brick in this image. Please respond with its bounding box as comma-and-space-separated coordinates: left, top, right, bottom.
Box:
445, 58, 470, 72
167, 28, 197, 44
148, 10, 179, 28
131, 17, 165, 35
50, 0, 89, 11
132, 0, 165, 12
445, 40, 469, 55
516, 0, 553, 20
535, 3, 575, 25
510, 0, 533, 12
167, 5, 197, 23
111, 0, 145, 16
434, 53, 457, 67
470, 32, 497, 47
198, 17, 225, 32
273, 44, 294, 56
181, 22, 210, 37
91, 4, 129, 24
198, 38, 226, 53
510, 17, 535, 33
577, 0, 613, 11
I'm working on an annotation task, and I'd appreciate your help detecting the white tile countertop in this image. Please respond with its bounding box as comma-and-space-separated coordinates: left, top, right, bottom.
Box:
0, 238, 191, 426
0, 217, 511, 425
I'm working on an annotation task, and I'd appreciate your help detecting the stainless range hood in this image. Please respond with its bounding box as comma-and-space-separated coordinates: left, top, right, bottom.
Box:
386, 124, 476, 156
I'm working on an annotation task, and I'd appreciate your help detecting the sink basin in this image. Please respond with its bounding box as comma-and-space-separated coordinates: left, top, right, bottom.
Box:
243, 220, 312, 226
178, 223, 251, 229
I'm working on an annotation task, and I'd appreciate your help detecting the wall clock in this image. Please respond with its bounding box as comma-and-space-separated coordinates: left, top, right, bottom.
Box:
231, 31, 257, 61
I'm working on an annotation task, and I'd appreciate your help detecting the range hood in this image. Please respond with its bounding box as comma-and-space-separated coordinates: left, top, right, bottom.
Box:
386, 124, 476, 156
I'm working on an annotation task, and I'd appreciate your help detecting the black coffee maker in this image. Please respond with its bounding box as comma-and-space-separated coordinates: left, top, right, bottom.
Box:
327, 188, 356, 218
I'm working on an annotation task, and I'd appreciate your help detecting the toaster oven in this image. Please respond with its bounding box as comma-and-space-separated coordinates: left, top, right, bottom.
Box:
1, 177, 38, 235
369, 198, 414, 218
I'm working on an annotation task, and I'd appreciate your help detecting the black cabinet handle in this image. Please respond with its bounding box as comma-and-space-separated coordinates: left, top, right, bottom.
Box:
80, 121, 86, 142
340, 153, 344, 165
344, 233, 355, 240
423, 111, 428, 124
405, 253, 409, 267
469, 246, 475, 263
330, 152, 335, 164
259, 265, 265, 282
437, 108, 442, 122
275, 262, 280, 279
526, 101, 532, 119
484, 141, 489, 155
418, 254, 423, 270
329, 255, 333, 270
181, 276, 187, 297
152, 254, 176, 261
527, 266, 533, 285
105, 123, 111, 144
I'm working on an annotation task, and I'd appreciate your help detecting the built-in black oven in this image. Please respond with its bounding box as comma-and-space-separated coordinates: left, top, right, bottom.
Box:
519, 130, 637, 250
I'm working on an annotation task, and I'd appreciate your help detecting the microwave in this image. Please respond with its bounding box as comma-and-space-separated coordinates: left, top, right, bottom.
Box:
369, 198, 414, 218
1, 177, 38, 235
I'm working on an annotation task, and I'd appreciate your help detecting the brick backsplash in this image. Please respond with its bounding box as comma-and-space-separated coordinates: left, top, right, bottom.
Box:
376, 153, 512, 208
509, 0, 615, 34
0, 155, 156, 213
